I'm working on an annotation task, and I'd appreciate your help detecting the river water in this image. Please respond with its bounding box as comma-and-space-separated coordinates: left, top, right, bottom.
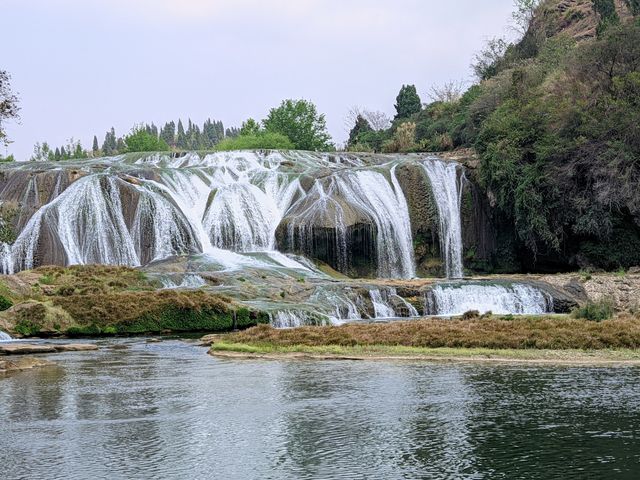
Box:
1, 339, 640, 479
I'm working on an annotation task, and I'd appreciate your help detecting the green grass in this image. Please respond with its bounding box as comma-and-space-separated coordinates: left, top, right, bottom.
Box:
210, 341, 640, 362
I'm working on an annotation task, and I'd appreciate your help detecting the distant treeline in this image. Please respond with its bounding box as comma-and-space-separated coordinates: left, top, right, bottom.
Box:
30, 119, 240, 161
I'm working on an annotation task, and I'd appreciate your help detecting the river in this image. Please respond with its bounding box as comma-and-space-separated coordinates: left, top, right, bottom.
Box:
1, 338, 639, 479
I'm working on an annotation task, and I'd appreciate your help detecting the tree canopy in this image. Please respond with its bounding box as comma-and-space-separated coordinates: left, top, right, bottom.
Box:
124, 127, 170, 153
394, 85, 421, 119
263, 99, 332, 151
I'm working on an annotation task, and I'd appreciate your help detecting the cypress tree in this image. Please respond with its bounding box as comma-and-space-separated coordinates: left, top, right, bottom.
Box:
394, 85, 422, 120
92, 135, 99, 154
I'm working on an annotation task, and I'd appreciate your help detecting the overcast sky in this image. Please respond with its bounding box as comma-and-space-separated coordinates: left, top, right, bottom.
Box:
3, 0, 515, 159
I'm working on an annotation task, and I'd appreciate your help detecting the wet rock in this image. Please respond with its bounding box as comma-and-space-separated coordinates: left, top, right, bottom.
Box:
52, 344, 98, 352
0, 344, 57, 355
0, 343, 98, 355
0, 357, 54, 374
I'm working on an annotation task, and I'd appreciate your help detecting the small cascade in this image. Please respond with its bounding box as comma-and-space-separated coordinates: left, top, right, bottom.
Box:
0, 331, 12, 342
421, 158, 465, 279
180, 274, 206, 288
161, 274, 207, 289
369, 287, 420, 319
369, 289, 396, 318
424, 283, 552, 316
268, 310, 327, 328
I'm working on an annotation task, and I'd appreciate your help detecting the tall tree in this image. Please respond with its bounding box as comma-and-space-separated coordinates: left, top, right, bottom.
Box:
394, 85, 422, 120
0, 70, 20, 147
263, 99, 332, 150
92, 135, 99, 154
176, 120, 187, 150
347, 115, 373, 147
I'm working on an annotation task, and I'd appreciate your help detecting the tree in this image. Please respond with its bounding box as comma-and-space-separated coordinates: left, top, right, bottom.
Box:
429, 80, 465, 103
394, 85, 422, 120
239, 118, 261, 136
176, 120, 187, 150
512, 0, 540, 35
344, 107, 391, 132
472, 38, 509, 80
124, 126, 170, 152
0, 71, 20, 147
102, 127, 117, 155
30, 142, 52, 161
263, 99, 332, 150
92, 135, 99, 155
160, 121, 176, 147
347, 115, 373, 147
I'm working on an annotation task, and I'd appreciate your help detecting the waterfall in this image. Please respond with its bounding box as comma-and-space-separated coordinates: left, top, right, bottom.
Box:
0, 331, 12, 342
424, 283, 552, 316
268, 310, 329, 328
284, 165, 415, 278
369, 287, 420, 318
370, 288, 396, 318
421, 158, 465, 278
0, 151, 415, 279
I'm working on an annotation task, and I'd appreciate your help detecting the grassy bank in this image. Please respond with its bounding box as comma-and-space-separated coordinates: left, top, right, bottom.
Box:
0, 265, 269, 337
209, 316, 640, 362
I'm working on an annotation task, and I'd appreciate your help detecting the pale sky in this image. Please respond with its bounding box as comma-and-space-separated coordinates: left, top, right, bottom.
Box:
3, 0, 515, 159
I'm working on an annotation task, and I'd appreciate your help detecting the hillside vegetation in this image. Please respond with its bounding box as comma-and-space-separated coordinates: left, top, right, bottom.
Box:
349, 0, 640, 271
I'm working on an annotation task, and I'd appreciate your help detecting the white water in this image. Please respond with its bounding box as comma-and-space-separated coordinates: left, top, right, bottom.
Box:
424, 283, 552, 316
268, 310, 327, 328
422, 159, 465, 278
0, 331, 12, 342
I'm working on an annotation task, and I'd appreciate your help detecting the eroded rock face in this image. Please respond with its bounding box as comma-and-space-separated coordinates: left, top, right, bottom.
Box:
394, 163, 442, 276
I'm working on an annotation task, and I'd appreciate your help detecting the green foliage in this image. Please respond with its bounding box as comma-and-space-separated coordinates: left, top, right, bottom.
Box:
263, 99, 333, 150
0, 154, 14, 162
239, 118, 261, 136
0, 295, 13, 311
124, 127, 170, 152
571, 299, 614, 322
347, 115, 373, 147
394, 85, 422, 119
215, 131, 294, 151
471, 21, 640, 267
593, 0, 620, 35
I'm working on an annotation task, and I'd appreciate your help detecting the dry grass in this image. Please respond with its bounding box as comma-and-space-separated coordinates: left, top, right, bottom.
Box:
52, 289, 232, 326
221, 314, 640, 350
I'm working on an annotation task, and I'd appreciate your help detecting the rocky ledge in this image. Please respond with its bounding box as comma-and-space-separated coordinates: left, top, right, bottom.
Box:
0, 357, 54, 374
0, 343, 98, 355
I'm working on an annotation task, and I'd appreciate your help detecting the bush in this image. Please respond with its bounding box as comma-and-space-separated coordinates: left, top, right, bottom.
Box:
215, 132, 294, 151
0, 295, 13, 311
572, 300, 614, 322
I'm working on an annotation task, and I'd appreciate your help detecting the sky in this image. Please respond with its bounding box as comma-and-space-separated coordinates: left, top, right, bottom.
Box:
3, 0, 515, 160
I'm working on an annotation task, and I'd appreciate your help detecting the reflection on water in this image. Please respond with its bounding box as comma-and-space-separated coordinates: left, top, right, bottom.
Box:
1, 339, 640, 479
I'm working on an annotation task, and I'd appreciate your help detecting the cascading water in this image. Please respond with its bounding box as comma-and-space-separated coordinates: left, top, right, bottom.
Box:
0, 331, 12, 342
424, 283, 552, 316
421, 158, 465, 279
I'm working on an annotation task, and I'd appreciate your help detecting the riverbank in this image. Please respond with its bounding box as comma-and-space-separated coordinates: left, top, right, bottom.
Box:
208, 316, 640, 364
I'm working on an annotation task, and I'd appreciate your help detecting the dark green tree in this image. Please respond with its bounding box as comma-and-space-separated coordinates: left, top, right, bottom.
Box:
394, 85, 422, 120
263, 99, 332, 150
176, 120, 187, 150
347, 115, 373, 147
160, 121, 176, 147
92, 135, 99, 154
